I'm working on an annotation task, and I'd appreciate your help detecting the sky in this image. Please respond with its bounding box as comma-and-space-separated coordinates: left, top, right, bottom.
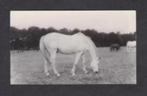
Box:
10, 11, 136, 33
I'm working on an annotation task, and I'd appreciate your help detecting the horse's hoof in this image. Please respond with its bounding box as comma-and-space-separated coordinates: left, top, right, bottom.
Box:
45, 72, 50, 76
72, 73, 76, 76
45, 73, 50, 76
56, 74, 60, 77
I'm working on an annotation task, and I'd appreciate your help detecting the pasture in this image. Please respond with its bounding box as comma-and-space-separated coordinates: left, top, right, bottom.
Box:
11, 47, 136, 84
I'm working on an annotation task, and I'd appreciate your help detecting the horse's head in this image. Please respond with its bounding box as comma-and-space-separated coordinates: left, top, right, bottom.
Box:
90, 57, 101, 73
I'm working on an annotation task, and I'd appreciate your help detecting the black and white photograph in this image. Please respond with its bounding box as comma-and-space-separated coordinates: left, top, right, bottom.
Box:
10, 11, 136, 85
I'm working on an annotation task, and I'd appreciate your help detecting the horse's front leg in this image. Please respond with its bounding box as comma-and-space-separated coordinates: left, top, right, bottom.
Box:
82, 54, 88, 74
71, 52, 82, 76
50, 50, 60, 77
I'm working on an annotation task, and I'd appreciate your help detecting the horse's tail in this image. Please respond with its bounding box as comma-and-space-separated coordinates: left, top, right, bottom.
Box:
39, 36, 50, 63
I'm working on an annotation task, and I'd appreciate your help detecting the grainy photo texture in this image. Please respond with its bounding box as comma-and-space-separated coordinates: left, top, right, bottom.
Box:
10, 11, 136, 84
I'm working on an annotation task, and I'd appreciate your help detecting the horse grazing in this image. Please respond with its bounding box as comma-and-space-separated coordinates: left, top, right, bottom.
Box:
39, 32, 100, 77
110, 44, 120, 51
127, 41, 136, 52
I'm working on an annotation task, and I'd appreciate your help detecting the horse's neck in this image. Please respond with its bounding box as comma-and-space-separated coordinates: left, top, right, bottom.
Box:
87, 38, 97, 60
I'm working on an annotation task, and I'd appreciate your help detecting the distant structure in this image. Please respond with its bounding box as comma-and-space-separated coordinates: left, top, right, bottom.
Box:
127, 41, 136, 52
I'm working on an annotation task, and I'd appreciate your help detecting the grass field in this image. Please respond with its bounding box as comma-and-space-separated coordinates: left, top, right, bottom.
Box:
10, 47, 136, 84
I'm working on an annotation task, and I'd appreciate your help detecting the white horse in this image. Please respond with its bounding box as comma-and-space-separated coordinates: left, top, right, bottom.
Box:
39, 32, 100, 77
127, 41, 136, 52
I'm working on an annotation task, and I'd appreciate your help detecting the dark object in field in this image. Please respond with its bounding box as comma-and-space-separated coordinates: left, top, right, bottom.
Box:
110, 44, 120, 51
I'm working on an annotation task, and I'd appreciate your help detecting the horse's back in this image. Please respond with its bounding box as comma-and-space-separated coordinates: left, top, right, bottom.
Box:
44, 32, 88, 42
44, 32, 84, 40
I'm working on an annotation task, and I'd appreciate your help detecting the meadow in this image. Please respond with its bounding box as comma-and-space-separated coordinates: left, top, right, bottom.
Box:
10, 47, 136, 84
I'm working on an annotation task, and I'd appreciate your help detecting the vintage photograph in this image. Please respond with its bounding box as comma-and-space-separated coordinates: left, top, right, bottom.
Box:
10, 11, 136, 84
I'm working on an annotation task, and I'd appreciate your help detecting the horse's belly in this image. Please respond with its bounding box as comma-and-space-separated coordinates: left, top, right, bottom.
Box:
57, 44, 86, 54
57, 47, 81, 54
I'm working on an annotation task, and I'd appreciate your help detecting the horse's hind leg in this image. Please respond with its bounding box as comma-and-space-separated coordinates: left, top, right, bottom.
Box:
40, 50, 50, 76
49, 49, 60, 77
81, 53, 88, 74
44, 58, 50, 76
40, 36, 50, 76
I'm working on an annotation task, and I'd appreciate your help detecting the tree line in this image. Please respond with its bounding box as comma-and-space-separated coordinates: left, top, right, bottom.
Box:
10, 26, 136, 50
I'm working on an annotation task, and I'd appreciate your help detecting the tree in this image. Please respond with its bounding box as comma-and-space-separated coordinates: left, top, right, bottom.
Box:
10, 26, 136, 49
108, 32, 122, 45
47, 27, 58, 33
59, 28, 69, 34
71, 28, 80, 34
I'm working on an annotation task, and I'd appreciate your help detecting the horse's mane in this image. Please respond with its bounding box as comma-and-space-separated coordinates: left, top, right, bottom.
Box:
87, 36, 97, 48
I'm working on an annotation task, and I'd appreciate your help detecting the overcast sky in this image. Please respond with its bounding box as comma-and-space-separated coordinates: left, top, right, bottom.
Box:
10, 11, 136, 33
